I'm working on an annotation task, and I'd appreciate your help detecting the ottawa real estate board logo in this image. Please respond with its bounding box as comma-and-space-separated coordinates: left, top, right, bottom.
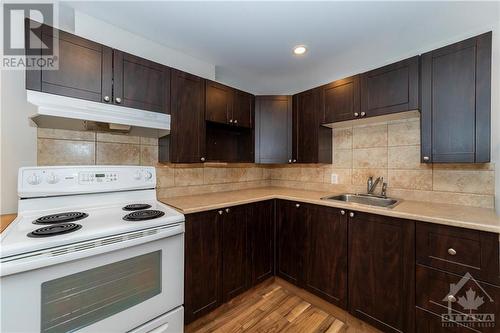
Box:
440, 272, 495, 329
2, 2, 59, 70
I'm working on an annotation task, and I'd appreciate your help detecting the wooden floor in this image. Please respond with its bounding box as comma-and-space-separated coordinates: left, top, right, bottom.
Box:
186, 279, 347, 333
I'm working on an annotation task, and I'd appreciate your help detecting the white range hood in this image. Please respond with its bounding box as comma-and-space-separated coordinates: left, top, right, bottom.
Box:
27, 91, 170, 138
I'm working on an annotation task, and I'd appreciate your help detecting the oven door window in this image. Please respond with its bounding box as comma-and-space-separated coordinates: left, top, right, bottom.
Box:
40, 251, 161, 333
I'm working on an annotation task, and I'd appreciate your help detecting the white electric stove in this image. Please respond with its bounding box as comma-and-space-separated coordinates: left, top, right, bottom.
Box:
1, 166, 185, 333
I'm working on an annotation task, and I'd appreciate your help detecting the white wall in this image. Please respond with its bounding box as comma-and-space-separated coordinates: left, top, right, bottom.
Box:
74, 11, 215, 80
0, 8, 215, 215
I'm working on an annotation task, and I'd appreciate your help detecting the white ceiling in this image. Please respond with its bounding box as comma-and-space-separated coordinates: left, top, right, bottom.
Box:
63, 1, 499, 95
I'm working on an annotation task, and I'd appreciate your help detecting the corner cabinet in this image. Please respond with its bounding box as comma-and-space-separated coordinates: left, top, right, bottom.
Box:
421, 32, 492, 163
348, 211, 415, 333
254, 96, 293, 164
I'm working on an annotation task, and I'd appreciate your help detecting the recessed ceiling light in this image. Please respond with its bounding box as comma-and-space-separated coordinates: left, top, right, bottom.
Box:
293, 45, 307, 55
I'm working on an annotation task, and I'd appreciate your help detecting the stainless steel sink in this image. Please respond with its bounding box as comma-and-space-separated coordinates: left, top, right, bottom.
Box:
321, 193, 401, 208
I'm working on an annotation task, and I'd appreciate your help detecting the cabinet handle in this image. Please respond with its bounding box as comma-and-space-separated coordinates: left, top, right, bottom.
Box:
360, 112, 366, 117
234, 119, 238, 124
354, 112, 359, 117
448, 248, 457, 256
340, 210, 345, 215
229, 119, 233, 123
447, 295, 457, 302
295, 203, 300, 208
103, 96, 110, 102
115, 97, 122, 104
423, 156, 430, 162
225, 208, 230, 213
349, 212, 355, 218
288, 159, 292, 163
218, 210, 223, 215
200, 157, 206, 162
292, 159, 297, 163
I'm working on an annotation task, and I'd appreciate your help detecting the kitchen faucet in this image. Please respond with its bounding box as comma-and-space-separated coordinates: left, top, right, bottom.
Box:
367, 176, 384, 195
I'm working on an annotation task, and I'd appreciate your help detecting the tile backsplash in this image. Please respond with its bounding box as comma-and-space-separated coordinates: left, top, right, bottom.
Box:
37, 117, 495, 209
269, 115, 495, 209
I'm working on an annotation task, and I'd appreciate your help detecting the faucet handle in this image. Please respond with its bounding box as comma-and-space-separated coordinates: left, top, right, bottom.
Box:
381, 182, 388, 197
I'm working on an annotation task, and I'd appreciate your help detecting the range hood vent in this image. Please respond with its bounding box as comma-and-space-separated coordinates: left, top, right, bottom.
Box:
27, 91, 170, 138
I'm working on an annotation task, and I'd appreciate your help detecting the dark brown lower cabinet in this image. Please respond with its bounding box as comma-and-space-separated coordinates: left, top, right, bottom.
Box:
304, 205, 348, 309
221, 205, 248, 302
184, 210, 221, 324
249, 200, 275, 286
276, 200, 307, 285
416, 265, 500, 333
348, 211, 415, 333
185, 202, 275, 324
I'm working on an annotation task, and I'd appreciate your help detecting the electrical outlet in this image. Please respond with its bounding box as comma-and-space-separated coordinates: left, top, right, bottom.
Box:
330, 173, 338, 184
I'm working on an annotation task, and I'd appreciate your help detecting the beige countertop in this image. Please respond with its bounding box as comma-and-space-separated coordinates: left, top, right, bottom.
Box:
1, 214, 17, 233
160, 186, 500, 233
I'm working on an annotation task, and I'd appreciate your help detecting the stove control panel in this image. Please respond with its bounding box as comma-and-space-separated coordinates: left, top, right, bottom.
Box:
18, 166, 156, 198
78, 172, 118, 184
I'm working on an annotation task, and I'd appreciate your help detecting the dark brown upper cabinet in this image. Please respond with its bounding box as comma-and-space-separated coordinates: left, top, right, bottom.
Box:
293, 88, 332, 164
166, 69, 205, 163
113, 51, 171, 113
205, 80, 232, 124
255, 96, 293, 164
232, 90, 254, 128
26, 21, 113, 103
349, 212, 415, 333
205, 81, 254, 128
360, 56, 419, 118
421, 32, 491, 163
321, 75, 360, 123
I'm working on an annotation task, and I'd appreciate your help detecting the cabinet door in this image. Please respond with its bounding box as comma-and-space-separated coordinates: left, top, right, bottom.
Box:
221, 205, 248, 301
304, 205, 348, 309
232, 90, 254, 128
113, 51, 170, 113
421, 32, 491, 163
184, 211, 221, 324
360, 56, 419, 117
249, 201, 274, 286
349, 212, 415, 333
276, 200, 306, 286
27, 22, 112, 103
255, 96, 292, 164
170, 69, 206, 163
294, 89, 319, 163
322, 75, 360, 123
205, 80, 231, 124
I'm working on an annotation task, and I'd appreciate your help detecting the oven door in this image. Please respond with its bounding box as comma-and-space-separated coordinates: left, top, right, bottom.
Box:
1, 226, 184, 333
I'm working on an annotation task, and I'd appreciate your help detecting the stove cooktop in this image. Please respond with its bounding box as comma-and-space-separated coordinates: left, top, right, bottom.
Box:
1, 197, 184, 258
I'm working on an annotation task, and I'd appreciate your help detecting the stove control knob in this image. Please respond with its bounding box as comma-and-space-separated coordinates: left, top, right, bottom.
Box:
134, 171, 142, 180
46, 173, 59, 184
27, 173, 42, 185
144, 171, 153, 181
